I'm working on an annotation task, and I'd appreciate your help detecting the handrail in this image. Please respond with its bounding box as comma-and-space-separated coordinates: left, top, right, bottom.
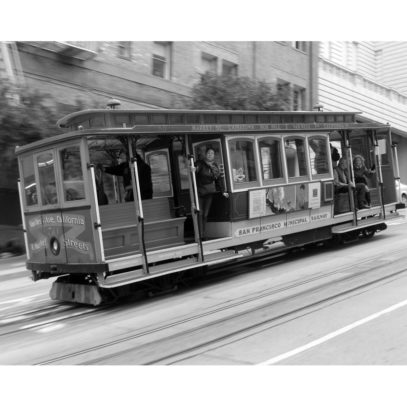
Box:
88, 164, 105, 262
128, 138, 149, 274
188, 154, 204, 261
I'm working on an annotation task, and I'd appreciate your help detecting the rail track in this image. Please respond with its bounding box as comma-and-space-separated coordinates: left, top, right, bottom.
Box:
28, 243, 407, 365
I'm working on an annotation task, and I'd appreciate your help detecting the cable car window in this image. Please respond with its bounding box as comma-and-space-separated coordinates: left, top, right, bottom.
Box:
308, 135, 330, 177
37, 151, 58, 205
88, 137, 127, 204
145, 149, 173, 198
21, 155, 38, 206
59, 145, 86, 202
378, 137, 389, 165
258, 137, 283, 182
284, 137, 308, 178
228, 138, 258, 187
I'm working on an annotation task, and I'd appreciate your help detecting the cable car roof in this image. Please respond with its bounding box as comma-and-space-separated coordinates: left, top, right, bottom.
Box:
57, 108, 365, 131
16, 109, 391, 156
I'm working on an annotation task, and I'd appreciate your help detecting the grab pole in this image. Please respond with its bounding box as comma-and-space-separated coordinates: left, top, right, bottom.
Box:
344, 131, 357, 226
88, 164, 105, 262
128, 139, 149, 274
189, 154, 204, 261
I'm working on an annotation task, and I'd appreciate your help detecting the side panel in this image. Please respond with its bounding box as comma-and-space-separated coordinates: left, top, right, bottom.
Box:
25, 213, 47, 263
62, 208, 96, 263
41, 210, 67, 264
26, 208, 97, 264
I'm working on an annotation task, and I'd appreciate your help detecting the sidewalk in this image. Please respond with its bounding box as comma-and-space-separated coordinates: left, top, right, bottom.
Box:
0, 254, 29, 282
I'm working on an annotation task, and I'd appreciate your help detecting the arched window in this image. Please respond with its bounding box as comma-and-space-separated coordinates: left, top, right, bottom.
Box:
258, 137, 284, 184
284, 137, 308, 180
228, 137, 259, 189
37, 151, 59, 206
308, 135, 331, 179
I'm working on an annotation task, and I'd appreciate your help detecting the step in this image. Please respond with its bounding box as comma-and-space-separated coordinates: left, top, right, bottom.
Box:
332, 216, 387, 234
99, 250, 242, 288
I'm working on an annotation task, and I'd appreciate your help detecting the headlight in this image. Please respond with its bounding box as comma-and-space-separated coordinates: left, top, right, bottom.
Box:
50, 237, 60, 256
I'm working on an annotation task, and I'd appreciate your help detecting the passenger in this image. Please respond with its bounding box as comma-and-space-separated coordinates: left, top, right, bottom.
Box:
104, 152, 153, 201
95, 164, 108, 205
195, 147, 229, 239
330, 143, 340, 167
43, 182, 58, 204
333, 157, 355, 194
353, 155, 375, 209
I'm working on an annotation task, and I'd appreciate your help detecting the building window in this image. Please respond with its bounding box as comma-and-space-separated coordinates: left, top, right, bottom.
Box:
277, 79, 291, 109
201, 52, 218, 74
117, 41, 132, 60
291, 41, 307, 52
293, 86, 306, 111
222, 60, 238, 76
152, 42, 172, 79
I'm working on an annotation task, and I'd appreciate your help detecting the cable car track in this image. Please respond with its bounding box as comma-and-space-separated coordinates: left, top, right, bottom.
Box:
0, 237, 377, 338
33, 245, 407, 365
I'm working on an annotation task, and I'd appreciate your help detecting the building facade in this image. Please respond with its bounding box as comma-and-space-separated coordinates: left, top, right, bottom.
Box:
318, 41, 407, 182
2, 41, 319, 110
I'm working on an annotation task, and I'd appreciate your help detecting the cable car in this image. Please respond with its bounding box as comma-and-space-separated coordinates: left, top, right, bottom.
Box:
16, 105, 404, 305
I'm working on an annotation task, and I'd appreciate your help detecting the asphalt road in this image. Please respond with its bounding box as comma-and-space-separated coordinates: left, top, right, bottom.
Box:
1, 213, 407, 406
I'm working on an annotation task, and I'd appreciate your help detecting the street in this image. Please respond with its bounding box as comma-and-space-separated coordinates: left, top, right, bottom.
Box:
0, 212, 406, 366
1, 213, 406, 407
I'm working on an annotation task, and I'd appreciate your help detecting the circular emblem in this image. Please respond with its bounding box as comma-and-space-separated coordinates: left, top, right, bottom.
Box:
50, 237, 60, 256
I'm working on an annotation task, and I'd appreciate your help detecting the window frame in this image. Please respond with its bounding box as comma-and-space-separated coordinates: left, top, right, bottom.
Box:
57, 141, 88, 206
222, 60, 238, 76
291, 41, 307, 53
256, 135, 286, 187
20, 153, 40, 211
307, 133, 333, 181
35, 149, 61, 209
117, 41, 132, 61
152, 41, 172, 79
282, 134, 311, 183
226, 135, 260, 192
201, 52, 218, 75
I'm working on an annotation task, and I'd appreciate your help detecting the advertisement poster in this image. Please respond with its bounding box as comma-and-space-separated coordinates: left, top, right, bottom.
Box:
265, 184, 309, 215
249, 189, 267, 218
308, 182, 321, 209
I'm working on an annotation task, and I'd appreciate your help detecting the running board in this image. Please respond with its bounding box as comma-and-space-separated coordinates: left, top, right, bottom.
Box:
332, 217, 387, 235
106, 243, 199, 272
99, 250, 242, 288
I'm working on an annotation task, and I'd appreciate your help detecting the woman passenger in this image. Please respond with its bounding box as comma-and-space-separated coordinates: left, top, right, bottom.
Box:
333, 157, 354, 194
353, 155, 375, 209
195, 148, 229, 239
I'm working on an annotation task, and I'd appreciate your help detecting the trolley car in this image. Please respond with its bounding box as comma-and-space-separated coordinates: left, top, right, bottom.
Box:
16, 105, 404, 305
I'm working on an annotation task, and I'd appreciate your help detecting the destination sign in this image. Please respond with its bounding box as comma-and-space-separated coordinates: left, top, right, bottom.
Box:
126, 122, 390, 134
